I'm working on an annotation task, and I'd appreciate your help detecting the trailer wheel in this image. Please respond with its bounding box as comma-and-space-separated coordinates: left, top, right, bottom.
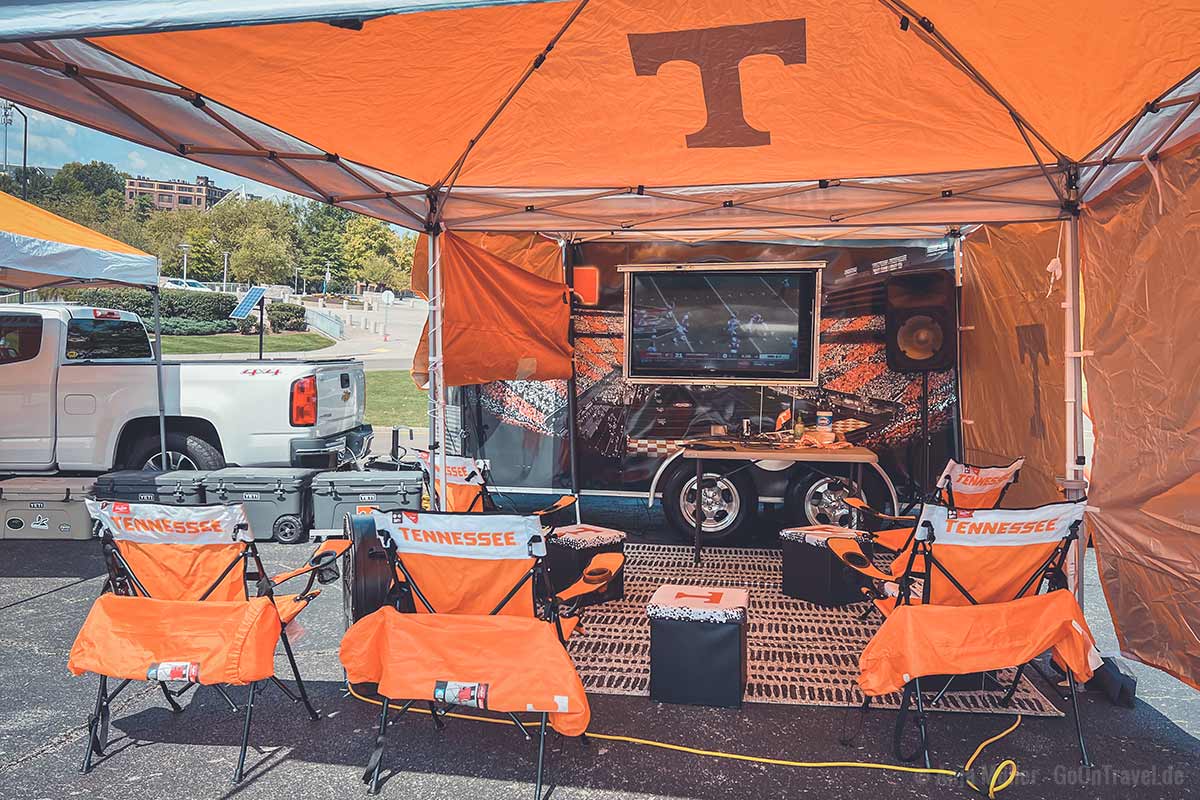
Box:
272, 514, 308, 545
662, 461, 757, 544
785, 470, 869, 528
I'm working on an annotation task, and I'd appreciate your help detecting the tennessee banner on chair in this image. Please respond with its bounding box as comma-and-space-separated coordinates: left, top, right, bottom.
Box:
412, 231, 572, 388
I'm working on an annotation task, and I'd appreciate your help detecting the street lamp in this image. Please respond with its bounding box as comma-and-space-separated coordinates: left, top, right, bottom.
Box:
222, 251, 231, 293
178, 242, 191, 282
1, 101, 28, 200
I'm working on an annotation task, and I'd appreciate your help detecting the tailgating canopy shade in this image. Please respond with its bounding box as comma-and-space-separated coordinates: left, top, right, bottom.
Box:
4, 0, 1200, 689
0, 1, 1198, 236
0, 189, 156, 289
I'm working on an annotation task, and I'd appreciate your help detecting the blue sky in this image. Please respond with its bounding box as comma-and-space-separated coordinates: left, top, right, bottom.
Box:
5, 105, 290, 198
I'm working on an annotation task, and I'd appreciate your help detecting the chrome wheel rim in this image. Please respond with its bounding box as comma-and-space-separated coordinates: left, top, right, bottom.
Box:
680, 473, 741, 535
803, 477, 862, 527
143, 450, 198, 470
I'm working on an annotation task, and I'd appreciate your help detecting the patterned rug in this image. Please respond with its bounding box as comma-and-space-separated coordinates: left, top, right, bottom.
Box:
566, 543, 1062, 716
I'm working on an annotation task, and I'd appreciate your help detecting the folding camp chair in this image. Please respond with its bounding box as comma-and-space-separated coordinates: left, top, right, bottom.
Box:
70, 500, 351, 783
844, 457, 1025, 553
340, 501, 622, 796
848, 500, 1092, 767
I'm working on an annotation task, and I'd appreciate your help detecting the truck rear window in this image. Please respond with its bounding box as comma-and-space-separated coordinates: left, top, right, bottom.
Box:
0, 315, 42, 365
65, 318, 152, 360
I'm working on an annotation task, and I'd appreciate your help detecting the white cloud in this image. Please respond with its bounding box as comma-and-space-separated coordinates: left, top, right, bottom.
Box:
126, 150, 149, 171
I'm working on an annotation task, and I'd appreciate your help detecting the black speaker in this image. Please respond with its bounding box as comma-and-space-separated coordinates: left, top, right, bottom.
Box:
885, 270, 956, 372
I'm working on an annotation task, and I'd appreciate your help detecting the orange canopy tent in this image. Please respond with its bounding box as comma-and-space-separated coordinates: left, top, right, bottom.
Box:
2, 0, 1198, 688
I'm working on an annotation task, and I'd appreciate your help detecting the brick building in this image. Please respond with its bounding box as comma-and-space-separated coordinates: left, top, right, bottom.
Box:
124, 174, 230, 211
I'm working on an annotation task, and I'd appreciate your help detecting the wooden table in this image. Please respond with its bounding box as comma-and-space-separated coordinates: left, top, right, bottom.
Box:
680, 439, 882, 565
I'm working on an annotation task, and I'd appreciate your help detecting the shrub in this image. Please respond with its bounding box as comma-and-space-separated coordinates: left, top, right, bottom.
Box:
61, 287, 238, 322
158, 318, 238, 336
237, 315, 261, 336
267, 302, 307, 332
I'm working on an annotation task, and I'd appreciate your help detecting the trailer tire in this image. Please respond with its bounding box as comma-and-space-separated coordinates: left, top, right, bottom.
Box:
126, 431, 225, 472
662, 461, 757, 544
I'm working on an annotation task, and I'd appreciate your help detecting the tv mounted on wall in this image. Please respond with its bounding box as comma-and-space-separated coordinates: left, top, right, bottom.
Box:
620, 262, 823, 386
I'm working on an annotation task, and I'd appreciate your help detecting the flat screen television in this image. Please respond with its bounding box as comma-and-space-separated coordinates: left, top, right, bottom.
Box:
621, 262, 822, 386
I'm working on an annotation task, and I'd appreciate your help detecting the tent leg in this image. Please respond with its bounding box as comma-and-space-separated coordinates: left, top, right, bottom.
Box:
563, 241, 582, 525
1061, 207, 1088, 604
152, 285, 168, 469
426, 227, 446, 510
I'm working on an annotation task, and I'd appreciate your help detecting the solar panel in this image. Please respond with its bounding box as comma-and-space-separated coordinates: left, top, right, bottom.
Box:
229, 286, 267, 320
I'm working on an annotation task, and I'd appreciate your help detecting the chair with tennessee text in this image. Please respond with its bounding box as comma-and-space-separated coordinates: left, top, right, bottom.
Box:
339, 502, 622, 796
69, 500, 350, 783
850, 500, 1096, 768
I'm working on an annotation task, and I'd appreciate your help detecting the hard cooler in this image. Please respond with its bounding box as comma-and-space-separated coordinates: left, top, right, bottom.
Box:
0, 477, 96, 539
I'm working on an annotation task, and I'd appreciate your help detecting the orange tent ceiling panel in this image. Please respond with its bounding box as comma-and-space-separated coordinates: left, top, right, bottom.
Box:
95, 0, 1114, 189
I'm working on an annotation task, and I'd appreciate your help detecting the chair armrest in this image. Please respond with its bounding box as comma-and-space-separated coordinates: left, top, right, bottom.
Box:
271, 538, 352, 587
845, 497, 917, 525
827, 538, 895, 584
554, 552, 625, 603
533, 495, 578, 518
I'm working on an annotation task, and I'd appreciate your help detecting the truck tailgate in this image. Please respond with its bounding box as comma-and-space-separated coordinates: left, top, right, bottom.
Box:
313, 363, 366, 438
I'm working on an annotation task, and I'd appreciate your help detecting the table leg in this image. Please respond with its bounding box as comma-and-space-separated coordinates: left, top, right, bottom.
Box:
694, 457, 703, 565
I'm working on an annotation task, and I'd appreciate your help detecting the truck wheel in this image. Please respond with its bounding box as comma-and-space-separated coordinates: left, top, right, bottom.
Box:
785, 470, 866, 528
662, 461, 757, 544
127, 431, 225, 471
272, 514, 308, 545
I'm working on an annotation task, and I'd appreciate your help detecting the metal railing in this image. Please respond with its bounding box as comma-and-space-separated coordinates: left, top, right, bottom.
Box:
305, 306, 346, 340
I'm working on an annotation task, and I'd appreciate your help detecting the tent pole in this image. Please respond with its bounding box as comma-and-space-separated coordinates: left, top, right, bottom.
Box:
151, 282, 168, 470
426, 227, 442, 509
435, 231, 449, 512
562, 240, 582, 525
1062, 201, 1088, 604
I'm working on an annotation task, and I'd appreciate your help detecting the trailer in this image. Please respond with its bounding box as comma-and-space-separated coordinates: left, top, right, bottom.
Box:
450, 238, 961, 543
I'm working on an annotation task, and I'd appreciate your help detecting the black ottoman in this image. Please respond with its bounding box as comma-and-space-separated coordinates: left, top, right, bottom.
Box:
648, 585, 748, 708
546, 523, 626, 607
779, 525, 874, 607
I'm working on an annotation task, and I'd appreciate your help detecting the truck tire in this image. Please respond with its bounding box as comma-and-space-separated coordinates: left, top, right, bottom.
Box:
662, 461, 757, 544
272, 514, 308, 545
126, 431, 225, 471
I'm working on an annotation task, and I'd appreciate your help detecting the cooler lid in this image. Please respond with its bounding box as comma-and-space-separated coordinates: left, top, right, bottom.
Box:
95, 470, 166, 490
312, 470, 424, 492
0, 476, 96, 501
206, 467, 320, 491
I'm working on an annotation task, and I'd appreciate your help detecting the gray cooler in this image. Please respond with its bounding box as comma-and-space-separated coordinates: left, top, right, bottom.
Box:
204, 468, 319, 543
311, 469, 423, 532
93, 470, 208, 506
0, 477, 96, 540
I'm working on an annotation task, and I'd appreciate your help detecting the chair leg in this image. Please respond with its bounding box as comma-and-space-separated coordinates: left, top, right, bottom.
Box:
1066, 671, 1092, 767
1000, 664, 1027, 707
232, 681, 257, 784
213, 684, 240, 712
912, 677, 932, 769
81, 675, 108, 773
533, 712, 548, 800
365, 697, 391, 795
427, 701, 445, 730
278, 628, 319, 721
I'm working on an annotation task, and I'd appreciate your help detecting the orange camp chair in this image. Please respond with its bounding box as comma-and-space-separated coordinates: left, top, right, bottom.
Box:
848, 500, 1093, 767
844, 457, 1026, 553
70, 500, 350, 782
340, 502, 622, 796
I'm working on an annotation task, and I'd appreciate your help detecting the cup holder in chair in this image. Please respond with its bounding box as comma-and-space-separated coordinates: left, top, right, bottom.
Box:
841, 551, 871, 569
583, 566, 613, 585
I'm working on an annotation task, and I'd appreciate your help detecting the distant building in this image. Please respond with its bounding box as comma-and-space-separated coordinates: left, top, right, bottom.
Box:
125, 174, 235, 211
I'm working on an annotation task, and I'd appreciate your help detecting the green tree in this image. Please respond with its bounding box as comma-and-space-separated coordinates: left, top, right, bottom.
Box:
297, 201, 351, 290
356, 253, 398, 289
0, 166, 54, 202
231, 225, 292, 284
50, 160, 126, 198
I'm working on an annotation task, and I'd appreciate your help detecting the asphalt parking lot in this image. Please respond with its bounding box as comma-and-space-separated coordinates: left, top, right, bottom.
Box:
1, 497, 1196, 800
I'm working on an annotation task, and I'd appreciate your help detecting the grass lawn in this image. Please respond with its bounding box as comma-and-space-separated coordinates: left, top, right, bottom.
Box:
365, 370, 428, 429
160, 331, 335, 355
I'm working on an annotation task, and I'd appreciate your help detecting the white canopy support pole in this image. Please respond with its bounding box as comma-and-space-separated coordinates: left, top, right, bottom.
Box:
425, 226, 442, 509
151, 278, 168, 470
1061, 184, 1089, 603
434, 230, 449, 512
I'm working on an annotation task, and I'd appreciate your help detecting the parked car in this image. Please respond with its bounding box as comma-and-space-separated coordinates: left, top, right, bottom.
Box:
160, 277, 213, 292
0, 304, 372, 473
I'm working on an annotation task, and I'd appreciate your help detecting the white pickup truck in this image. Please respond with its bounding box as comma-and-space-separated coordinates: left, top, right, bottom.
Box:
0, 304, 373, 473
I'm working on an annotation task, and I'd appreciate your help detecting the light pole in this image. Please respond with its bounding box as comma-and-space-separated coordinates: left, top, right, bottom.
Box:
222, 251, 231, 292
1, 102, 28, 200
178, 242, 191, 282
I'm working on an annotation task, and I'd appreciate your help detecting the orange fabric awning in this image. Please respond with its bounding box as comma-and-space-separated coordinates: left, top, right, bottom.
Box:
412, 231, 572, 387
